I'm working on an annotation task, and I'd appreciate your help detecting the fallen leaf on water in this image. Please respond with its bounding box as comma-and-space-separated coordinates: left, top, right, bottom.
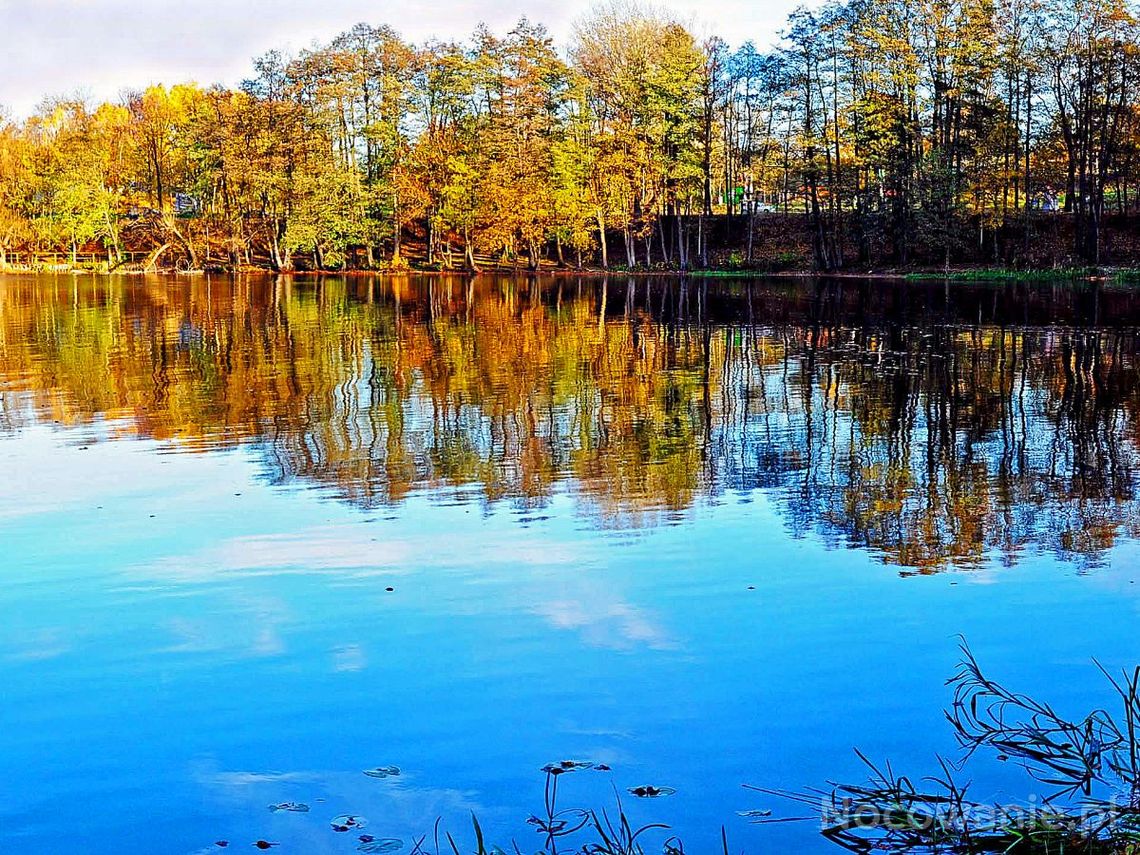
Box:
253, 843, 278, 850
332, 815, 369, 832
541, 760, 593, 775
628, 786, 676, 798
268, 802, 310, 813
737, 809, 772, 818
358, 839, 404, 853
527, 817, 579, 833
363, 765, 401, 779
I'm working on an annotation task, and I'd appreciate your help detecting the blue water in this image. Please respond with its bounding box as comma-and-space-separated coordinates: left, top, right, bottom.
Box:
1, 274, 1139, 853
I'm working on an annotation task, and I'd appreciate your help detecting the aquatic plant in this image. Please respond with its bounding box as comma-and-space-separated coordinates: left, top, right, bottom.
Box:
903, 268, 1105, 281
752, 642, 1140, 853
386, 770, 685, 855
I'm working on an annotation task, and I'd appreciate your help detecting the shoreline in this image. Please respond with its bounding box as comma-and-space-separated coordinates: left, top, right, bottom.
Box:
1, 264, 1137, 284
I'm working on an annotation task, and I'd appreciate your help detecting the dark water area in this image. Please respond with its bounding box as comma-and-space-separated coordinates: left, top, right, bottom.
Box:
1, 273, 1139, 853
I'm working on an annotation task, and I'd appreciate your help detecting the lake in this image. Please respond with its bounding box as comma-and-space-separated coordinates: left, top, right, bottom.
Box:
2, 273, 1139, 853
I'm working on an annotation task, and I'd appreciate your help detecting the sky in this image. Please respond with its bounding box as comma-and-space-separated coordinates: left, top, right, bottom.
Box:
0, 0, 798, 119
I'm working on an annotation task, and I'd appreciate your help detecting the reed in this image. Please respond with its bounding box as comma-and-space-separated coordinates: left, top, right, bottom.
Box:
751, 641, 1140, 853
403, 771, 687, 855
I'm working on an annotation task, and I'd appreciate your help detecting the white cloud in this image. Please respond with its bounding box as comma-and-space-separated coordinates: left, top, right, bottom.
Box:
0, 0, 801, 118
139, 527, 411, 581
533, 590, 676, 650
332, 643, 367, 672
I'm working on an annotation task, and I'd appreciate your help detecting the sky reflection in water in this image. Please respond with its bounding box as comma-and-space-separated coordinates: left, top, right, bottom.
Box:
1, 273, 1140, 853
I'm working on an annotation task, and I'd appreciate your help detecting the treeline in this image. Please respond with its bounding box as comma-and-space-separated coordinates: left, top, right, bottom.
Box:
2, 0, 1140, 272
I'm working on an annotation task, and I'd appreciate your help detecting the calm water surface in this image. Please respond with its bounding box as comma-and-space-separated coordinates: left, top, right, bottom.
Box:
2, 273, 1140, 853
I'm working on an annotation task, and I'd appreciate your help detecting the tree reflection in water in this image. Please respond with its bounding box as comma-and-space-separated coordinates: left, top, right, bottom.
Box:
1, 273, 1138, 572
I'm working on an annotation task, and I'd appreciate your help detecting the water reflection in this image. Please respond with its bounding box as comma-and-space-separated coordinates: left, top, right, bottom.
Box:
1, 273, 1138, 572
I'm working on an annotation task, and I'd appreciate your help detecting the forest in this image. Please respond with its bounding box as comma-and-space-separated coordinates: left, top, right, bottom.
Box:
2, 0, 1140, 272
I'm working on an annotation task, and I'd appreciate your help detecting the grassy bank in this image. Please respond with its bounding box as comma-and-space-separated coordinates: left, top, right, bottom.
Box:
904, 266, 1140, 283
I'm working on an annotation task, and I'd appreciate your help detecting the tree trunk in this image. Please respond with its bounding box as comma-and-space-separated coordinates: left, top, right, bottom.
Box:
676, 216, 688, 270
747, 207, 755, 263
696, 214, 702, 268
464, 226, 478, 272
392, 192, 402, 261
162, 214, 198, 269
596, 211, 608, 269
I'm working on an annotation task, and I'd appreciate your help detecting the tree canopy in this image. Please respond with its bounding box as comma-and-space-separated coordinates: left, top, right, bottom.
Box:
3, 0, 1140, 270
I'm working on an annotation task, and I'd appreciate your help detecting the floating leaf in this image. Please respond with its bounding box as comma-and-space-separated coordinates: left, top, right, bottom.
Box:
268, 802, 310, 813
527, 817, 572, 832
737, 809, 772, 819
541, 760, 593, 775
363, 766, 401, 779
332, 815, 369, 832
628, 786, 676, 798
594, 764, 612, 772
358, 839, 403, 853
253, 843, 278, 850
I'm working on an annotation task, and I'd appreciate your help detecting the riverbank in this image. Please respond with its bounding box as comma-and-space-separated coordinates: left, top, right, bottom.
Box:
5, 261, 1140, 284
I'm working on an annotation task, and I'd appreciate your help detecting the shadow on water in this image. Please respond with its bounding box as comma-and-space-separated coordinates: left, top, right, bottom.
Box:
1, 273, 1139, 572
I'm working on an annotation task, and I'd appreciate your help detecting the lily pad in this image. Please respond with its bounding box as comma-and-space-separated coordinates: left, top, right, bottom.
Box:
541, 760, 593, 775
358, 839, 403, 853
363, 765, 401, 779
332, 815, 369, 832
627, 785, 676, 798
268, 802, 310, 813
